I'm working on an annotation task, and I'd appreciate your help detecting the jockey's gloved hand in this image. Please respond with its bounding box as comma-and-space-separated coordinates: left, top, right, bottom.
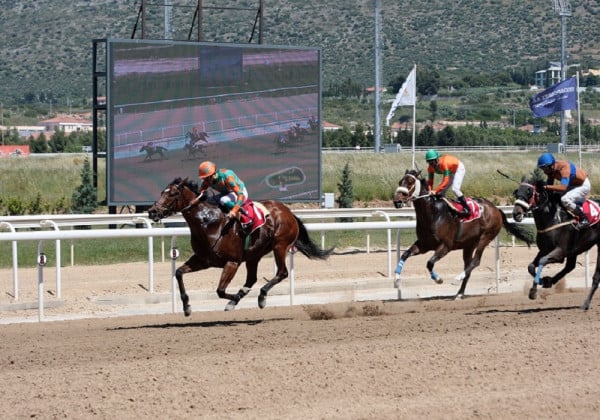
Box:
228, 206, 240, 220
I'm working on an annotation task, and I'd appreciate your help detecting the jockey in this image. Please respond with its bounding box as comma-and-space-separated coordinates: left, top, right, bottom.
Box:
537, 152, 591, 228
192, 127, 209, 148
425, 149, 470, 218
194, 160, 250, 223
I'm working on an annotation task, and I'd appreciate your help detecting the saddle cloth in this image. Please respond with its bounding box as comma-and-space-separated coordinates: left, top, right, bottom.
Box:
442, 197, 482, 222
582, 200, 600, 226
240, 200, 268, 233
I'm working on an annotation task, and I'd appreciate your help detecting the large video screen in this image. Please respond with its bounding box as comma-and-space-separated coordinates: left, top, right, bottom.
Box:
106, 38, 321, 206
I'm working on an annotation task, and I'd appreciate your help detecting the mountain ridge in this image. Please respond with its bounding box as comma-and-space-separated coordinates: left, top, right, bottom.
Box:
1, 0, 599, 106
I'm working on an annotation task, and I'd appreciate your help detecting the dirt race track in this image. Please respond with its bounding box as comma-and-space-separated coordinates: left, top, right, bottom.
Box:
1, 248, 600, 419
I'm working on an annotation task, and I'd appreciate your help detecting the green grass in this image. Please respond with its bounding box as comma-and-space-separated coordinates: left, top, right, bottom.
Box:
2, 150, 594, 267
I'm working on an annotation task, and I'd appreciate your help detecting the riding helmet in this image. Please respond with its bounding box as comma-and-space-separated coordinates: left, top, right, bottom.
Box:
537, 153, 555, 168
425, 149, 440, 162
198, 161, 217, 178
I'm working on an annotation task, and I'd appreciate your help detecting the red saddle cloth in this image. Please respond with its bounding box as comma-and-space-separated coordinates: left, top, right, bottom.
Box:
450, 197, 482, 222
582, 200, 600, 226
239, 200, 267, 233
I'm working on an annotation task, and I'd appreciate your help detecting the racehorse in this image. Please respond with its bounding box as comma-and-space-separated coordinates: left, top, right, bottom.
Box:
273, 133, 287, 154
139, 143, 167, 161
393, 169, 534, 299
308, 116, 319, 132
184, 130, 210, 159
512, 176, 600, 310
147, 177, 333, 315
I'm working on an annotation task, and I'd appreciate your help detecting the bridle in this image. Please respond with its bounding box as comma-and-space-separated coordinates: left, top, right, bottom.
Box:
513, 181, 538, 211
395, 172, 430, 203
151, 183, 185, 219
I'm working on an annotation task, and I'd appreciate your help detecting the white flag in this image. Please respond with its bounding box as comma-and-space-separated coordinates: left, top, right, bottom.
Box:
386, 66, 416, 126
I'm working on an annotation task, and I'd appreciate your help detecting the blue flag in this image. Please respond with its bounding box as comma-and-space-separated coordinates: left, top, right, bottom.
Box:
529, 77, 577, 118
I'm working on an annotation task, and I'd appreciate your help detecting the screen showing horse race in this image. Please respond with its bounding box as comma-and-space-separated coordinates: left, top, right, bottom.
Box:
106, 38, 321, 206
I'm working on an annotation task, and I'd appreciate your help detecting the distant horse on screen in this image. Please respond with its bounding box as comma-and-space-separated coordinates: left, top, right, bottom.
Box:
139, 143, 167, 161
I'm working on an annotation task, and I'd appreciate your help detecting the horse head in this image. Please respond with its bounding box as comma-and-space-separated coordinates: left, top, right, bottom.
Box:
148, 177, 198, 222
393, 169, 424, 208
512, 174, 555, 222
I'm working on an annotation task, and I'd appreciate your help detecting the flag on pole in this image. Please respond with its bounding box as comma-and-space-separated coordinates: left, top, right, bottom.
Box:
529, 77, 577, 118
386, 66, 416, 126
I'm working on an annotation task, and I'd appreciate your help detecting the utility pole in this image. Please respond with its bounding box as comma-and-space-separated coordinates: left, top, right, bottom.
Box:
374, 0, 382, 153
553, 0, 571, 150
1, 102, 4, 145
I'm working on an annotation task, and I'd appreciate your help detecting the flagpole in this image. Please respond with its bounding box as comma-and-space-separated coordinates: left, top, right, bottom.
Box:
577, 71, 582, 167
411, 64, 417, 168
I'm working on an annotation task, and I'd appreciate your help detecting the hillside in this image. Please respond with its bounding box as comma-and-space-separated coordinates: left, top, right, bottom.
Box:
1, 0, 599, 107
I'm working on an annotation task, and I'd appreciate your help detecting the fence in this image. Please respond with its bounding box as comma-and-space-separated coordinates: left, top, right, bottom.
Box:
1, 208, 574, 322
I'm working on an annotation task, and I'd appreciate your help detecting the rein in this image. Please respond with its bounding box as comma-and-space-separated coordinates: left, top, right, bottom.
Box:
517, 181, 575, 233
536, 220, 575, 233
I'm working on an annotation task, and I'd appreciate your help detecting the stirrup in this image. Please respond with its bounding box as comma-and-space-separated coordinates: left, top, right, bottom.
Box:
577, 218, 590, 228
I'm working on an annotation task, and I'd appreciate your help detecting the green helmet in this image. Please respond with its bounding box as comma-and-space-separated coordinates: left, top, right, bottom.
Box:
425, 149, 440, 161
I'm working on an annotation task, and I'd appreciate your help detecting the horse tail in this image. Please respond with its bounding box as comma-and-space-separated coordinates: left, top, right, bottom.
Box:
500, 210, 534, 247
293, 215, 334, 260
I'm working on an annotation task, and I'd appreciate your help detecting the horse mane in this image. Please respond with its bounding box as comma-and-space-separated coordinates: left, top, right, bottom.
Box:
171, 177, 200, 195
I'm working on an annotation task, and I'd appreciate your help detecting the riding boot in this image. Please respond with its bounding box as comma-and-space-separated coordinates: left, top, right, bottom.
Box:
457, 195, 471, 218
574, 205, 590, 228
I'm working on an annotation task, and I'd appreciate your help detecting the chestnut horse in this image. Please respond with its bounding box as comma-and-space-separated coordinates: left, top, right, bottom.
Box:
148, 177, 333, 316
393, 169, 533, 299
512, 176, 600, 310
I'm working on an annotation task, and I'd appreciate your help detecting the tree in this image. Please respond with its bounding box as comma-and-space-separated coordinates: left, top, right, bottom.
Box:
429, 100, 438, 122
29, 133, 49, 153
71, 157, 97, 214
336, 162, 354, 219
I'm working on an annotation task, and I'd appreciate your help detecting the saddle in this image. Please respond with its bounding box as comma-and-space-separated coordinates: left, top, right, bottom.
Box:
239, 200, 268, 233
571, 200, 600, 227
441, 197, 482, 221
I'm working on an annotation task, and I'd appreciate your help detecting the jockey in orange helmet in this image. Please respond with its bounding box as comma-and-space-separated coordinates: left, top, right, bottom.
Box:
425, 149, 470, 218
196, 161, 249, 220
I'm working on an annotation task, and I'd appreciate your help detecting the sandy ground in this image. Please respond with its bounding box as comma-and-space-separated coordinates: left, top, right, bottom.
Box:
1, 246, 600, 418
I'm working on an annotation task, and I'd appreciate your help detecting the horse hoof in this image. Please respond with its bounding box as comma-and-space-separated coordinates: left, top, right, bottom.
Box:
528, 288, 537, 300
258, 293, 267, 309
225, 300, 237, 311
434, 278, 443, 285
184, 307, 192, 317
454, 293, 464, 300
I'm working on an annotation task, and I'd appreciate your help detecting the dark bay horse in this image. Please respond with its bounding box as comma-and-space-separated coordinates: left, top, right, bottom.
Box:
140, 143, 167, 161
512, 177, 600, 310
148, 177, 333, 316
183, 131, 210, 159
393, 169, 534, 299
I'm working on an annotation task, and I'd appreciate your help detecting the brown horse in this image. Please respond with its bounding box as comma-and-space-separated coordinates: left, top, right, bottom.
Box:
148, 177, 333, 316
393, 169, 533, 299
140, 143, 167, 161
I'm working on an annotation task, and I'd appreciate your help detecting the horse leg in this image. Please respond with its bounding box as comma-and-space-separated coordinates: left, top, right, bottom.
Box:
174, 254, 208, 317
527, 251, 544, 300
394, 241, 423, 288
582, 248, 600, 310
454, 245, 476, 299
530, 247, 566, 299
224, 259, 259, 311
216, 261, 243, 311
455, 235, 494, 299
258, 245, 289, 309
543, 255, 577, 288
426, 245, 450, 285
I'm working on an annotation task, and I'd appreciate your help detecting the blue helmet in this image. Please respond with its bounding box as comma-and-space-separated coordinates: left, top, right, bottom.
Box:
537, 153, 555, 168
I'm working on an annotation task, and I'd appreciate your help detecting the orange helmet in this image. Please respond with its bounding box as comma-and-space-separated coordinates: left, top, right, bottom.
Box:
198, 161, 216, 178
